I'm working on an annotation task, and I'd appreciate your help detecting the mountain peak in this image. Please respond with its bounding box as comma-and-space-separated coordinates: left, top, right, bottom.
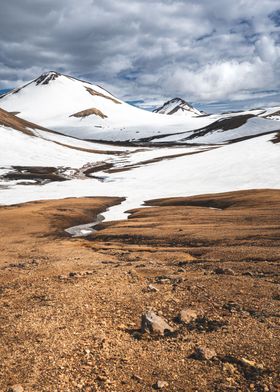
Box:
34, 71, 62, 86
154, 97, 203, 116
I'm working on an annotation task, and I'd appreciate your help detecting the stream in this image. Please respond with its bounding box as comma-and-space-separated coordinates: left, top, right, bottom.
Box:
65, 213, 105, 237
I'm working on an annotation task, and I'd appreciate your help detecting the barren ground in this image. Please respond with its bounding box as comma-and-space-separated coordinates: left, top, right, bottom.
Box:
0, 190, 279, 392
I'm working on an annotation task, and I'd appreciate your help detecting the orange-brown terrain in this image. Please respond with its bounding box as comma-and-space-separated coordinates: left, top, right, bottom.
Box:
0, 190, 279, 392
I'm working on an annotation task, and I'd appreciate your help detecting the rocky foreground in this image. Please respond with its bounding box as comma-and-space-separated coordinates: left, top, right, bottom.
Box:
0, 190, 279, 391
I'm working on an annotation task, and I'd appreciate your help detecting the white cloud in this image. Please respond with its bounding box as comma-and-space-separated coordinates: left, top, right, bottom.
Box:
163, 58, 274, 101
0, 0, 280, 104
255, 35, 280, 62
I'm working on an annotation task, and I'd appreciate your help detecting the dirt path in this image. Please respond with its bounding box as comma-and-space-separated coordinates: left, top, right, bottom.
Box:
0, 190, 279, 391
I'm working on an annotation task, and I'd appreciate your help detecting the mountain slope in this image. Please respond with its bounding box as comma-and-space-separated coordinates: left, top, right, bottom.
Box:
0, 132, 279, 221
1, 71, 280, 144
0, 72, 217, 141
0, 108, 130, 167
0, 107, 55, 136
151, 114, 280, 144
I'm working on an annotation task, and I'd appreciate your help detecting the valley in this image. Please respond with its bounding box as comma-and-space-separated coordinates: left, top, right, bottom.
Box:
0, 71, 279, 391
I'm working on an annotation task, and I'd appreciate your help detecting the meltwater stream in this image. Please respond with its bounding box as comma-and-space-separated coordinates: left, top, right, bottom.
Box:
65, 213, 105, 237
64, 198, 131, 237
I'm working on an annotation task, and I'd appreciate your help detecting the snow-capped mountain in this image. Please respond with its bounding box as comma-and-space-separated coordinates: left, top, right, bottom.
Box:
153, 98, 203, 116
1, 71, 280, 144
1, 97, 280, 222
0, 71, 218, 141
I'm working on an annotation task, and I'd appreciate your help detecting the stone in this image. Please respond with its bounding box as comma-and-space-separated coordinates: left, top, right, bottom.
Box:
240, 358, 264, 370
7, 385, 24, 392
69, 271, 80, 278
155, 275, 171, 284
214, 267, 235, 275
223, 356, 265, 380
223, 302, 242, 313
118, 324, 127, 330
141, 311, 174, 336
179, 308, 198, 323
132, 374, 143, 383
153, 380, 169, 389
145, 284, 159, 293
192, 346, 217, 360
188, 316, 225, 332
243, 271, 254, 277
223, 363, 237, 375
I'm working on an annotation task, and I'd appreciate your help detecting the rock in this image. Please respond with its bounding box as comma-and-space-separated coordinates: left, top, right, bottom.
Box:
214, 267, 235, 275
85, 348, 91, 356
240, 357, 264, 370
118, 324, 128, 331
69, 271, 80, 278
223, 363, 238, 375
7, 385, 24, 392
127, 270, 139, 283
178, 261, 188, 267
155, 275, 182, 285
155, 275, 171, 284
132, 374, 143, 383
243, 271, 254, 277
192, 346, 217, 360
131, 331, 142, 340
58, 274, 68, 280
153, 380, 169, 389
223, 356, 265, 380
141, 311, 174, 336
145, 284, 159, 293
223, 302, 242, 313
188, 316, 225, 332
68, 270, 93, 278
179, 308, 198, 323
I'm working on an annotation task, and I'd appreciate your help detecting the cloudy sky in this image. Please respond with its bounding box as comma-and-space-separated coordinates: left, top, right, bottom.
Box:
1, 0, 280, 110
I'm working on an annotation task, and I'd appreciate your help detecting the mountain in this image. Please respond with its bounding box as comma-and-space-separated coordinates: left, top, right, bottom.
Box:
1, 71, 280, 144
0, 95, 280, 222
0, 71, 218, 141
153, 97, 203, 116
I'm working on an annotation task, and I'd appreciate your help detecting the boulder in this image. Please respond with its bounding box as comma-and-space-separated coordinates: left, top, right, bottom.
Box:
141, 311, 174, 336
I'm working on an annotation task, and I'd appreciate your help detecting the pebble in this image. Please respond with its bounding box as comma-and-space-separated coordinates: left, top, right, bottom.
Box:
240, 357, 264, 370
214, 267, 235, 275
179, 308, 198, 323
132, 374, 143, 383
153, 380, 169, 389
7, 385, 24, 392
192, 346, 217, 360
145, 284, 159, 292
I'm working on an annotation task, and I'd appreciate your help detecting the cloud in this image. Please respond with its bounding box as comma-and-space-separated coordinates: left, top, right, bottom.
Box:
163, 58, 274, 101
0, 0, 280, 106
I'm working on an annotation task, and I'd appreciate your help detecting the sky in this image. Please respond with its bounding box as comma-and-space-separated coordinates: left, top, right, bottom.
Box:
1, 0, 280, 111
